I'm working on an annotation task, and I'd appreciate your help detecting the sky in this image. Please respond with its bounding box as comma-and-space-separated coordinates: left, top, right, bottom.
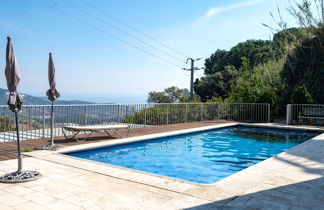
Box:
0, 0, 301, 103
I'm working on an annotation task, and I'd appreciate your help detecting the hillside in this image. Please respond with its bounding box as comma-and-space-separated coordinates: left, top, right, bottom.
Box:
0, 88, 94, 105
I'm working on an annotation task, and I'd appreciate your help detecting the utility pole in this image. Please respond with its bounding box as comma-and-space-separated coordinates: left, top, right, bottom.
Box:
183, 58, 204, 100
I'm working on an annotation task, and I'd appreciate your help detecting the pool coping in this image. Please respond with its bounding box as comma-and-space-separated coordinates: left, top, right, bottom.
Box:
52, 122, 324, 154
25, 123, 324, 202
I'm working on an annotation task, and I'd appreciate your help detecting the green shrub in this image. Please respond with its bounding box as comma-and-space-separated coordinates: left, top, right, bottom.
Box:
292, 85, 314, 104
21, 148, 33, 152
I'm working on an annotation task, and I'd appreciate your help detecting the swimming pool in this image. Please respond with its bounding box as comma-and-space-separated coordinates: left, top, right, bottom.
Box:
67, 126, 318, 184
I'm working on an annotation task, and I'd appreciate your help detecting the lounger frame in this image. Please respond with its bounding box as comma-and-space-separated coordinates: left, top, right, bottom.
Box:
62, 125, 130, 142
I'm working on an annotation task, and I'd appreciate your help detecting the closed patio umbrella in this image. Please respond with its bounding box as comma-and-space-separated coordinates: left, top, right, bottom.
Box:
47, 53, 60, 101
40, 52, 60, 150
0, 37, 40, 183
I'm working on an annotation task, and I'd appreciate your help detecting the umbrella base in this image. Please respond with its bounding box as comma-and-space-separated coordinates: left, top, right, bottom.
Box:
36, 143, 62, 151
0, 170, 41, 183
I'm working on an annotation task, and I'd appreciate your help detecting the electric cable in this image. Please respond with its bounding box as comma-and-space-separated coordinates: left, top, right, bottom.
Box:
40, 0, 185, 69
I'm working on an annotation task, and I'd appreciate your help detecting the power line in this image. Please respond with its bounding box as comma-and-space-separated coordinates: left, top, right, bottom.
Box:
40, 0, 184, 69
78, 0, 190, 59
195, 70, 204, 77
181, 68, 190, 77
62, 0, 186, 63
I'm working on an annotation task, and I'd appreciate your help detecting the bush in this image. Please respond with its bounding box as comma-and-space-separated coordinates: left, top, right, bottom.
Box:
292, 85, 314, 104
0, 116, 15, 132
281, 35, 324, 104
228, 57, 282, 120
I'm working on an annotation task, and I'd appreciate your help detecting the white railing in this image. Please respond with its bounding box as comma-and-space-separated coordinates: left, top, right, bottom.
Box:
286, 104, 324, 125
0, 102, 270, 142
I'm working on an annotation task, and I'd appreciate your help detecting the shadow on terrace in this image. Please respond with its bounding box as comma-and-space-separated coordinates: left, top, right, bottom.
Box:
185, 134, 324, 209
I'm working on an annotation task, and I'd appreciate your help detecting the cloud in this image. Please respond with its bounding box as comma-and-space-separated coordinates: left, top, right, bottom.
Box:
194, 0, 267, 28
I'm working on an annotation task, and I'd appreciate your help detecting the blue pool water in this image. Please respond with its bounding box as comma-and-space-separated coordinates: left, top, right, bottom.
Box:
67, 126, 318, 184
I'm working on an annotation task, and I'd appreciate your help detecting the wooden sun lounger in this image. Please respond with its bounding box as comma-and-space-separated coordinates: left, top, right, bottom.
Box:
62, 124, 130, 142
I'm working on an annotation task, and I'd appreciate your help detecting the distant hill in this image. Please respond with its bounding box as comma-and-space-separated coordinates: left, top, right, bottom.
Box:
0, 88, 95, 105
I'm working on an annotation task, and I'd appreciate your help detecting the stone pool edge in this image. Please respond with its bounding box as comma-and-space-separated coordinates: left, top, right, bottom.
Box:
25, 123, 324, 202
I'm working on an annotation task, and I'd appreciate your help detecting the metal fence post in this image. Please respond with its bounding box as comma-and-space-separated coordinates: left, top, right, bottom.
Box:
267, 104, 270, 123
200, 103, 203, 121
42, 106, 45, 139
166, 104, 169, 125
84, 106, 88, 125
117, 104, 121, 123
28, 108, 31, 132
185, 104, 188, 123
144, 104, 147, 127
286, 104, 292, 125
66, 106, 70, 126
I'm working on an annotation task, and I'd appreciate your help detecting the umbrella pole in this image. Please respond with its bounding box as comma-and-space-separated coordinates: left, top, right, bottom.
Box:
50, 100, 54, 146
14, 112, 22, 172
0, 111, 41, 183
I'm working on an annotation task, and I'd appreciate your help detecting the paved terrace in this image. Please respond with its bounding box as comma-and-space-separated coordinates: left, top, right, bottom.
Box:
0, 121, 323, 209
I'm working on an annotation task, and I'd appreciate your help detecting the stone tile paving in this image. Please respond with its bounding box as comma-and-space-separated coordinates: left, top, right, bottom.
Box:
0, 158, 209, 209
187, 131, 324, 209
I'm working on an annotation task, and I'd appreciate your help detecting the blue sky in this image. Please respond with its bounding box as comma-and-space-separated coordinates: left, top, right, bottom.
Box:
0, 0, 300, 103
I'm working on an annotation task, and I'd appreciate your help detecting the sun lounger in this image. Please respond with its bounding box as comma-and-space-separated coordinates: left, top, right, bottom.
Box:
62, 124, 130, 142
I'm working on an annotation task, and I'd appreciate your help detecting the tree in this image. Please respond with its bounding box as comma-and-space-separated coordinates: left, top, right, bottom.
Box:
147, 86, 190, 103
273, 0, 324, 104
194, 65, 238, 101
228, 57, 281, 120
147, 91, 174, 103
204, 40, 281, 76
273, 28, 308, 43
196, 38, 284, 101
227, 40, 280, 69
204, 50, 230, 75
261, 0, 324, 112
281, 35, 324, 104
